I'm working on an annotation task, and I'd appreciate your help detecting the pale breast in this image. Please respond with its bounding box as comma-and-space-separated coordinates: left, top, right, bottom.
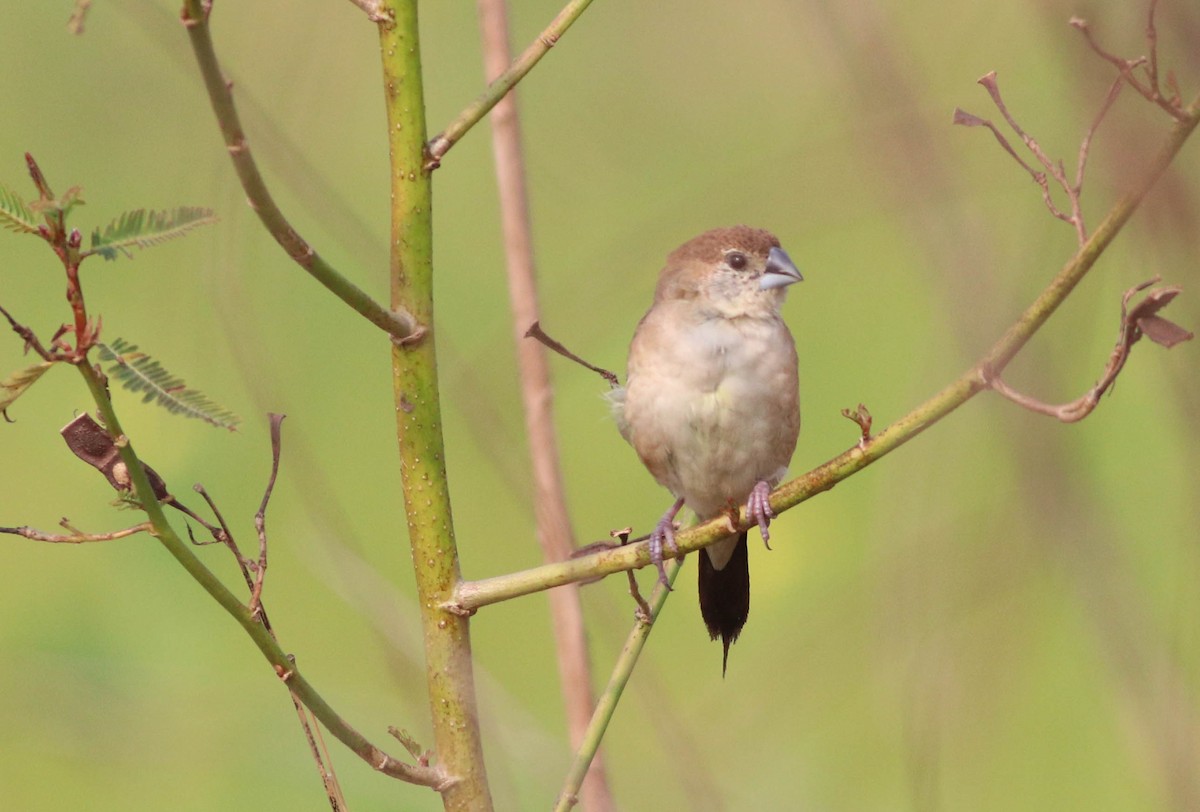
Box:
621, 302, 800, 519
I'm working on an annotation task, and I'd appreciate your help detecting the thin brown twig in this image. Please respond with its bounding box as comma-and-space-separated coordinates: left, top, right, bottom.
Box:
476, 1, 613, 808
192, 421, 348, 806
249, 413, 286, 617
1071, 4, 1188, 121
0, 304, 57, 361
957, 69, 1126, 245
612, 528, 650, 619
0, 520, 152, 543
979, 72, 1087, 241
1076, 77, 1126, 203
1145, 0, 1161, 93
526, 321, 619, 388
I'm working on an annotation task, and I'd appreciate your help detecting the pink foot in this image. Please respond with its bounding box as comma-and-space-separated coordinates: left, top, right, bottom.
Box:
649, 497, 684, 588
746, 480, 775, 550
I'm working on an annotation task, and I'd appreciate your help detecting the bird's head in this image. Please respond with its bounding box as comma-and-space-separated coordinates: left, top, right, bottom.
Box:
654, 225, 803, 318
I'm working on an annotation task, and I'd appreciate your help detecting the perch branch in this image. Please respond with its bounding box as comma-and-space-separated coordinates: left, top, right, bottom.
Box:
449, 91, 1200, 613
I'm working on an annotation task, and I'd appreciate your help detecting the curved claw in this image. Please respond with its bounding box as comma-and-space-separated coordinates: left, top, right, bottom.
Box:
649, 497, 685, 589
746, 480, 775, 550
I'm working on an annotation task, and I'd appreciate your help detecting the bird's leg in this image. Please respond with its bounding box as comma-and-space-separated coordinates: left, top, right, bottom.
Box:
649, 497, 685, 588
746, 480, 776, 550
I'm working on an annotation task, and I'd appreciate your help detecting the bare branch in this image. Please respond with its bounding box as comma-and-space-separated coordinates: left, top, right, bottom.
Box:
987, 278, 1192, 422
957, 66, 1132, 246
249, 413, 286, 617
526, 321, 620, 388
1, 520, 152, 543
553, 559, 681, 812
0, 303, 58, 362
1076, 77, 1126, 201
1072, 8, 1189, 121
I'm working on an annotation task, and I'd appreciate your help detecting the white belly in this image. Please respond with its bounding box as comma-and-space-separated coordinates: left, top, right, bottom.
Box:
620, 309, 800, 519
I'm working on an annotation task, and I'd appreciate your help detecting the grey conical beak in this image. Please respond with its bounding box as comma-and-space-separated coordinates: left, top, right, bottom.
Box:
760, 245, 803, 290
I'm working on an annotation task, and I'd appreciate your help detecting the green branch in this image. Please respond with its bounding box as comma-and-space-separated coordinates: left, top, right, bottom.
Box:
451, 93, 1200, 614
425, 0, 596, 166
377, 3, 494, 809
553, 560, 680, 812
179, 0, 419, 342
74, 361, 446, 789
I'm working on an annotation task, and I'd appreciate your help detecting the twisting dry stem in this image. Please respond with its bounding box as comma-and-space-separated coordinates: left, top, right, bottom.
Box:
987, 278, 1193, 422
475, 2, 613, 808
249, 413, 286, 617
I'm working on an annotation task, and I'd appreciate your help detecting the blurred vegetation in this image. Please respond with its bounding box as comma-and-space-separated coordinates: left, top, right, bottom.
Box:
0, 1, 1197, 810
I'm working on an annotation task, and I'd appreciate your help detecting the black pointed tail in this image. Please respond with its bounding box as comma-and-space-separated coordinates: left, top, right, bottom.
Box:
697, 532, 749, 676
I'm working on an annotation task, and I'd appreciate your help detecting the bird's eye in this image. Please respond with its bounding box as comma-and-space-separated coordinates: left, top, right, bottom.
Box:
726, 251, 748, 270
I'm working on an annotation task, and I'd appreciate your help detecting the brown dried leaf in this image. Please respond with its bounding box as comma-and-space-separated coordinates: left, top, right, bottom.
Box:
1137, 315, 1194, 348
1123, 286, 1192, 347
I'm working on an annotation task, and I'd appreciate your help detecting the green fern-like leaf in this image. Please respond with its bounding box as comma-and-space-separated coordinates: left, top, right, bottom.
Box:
97, 339, 239, 430
0, 182, 39, 234
87, 206, 217, 260
0, 360, 56, 415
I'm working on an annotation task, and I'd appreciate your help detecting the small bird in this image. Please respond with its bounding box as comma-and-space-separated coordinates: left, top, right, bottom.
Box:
612, 226, 802, 673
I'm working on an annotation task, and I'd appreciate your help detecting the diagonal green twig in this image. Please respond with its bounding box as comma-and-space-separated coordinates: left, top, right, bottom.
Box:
553, 559, 681, 812
179, 0, 420, 342
426, 0, 596, 167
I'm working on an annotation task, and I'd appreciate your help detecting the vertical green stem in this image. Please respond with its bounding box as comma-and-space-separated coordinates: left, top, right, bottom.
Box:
378, 4, 493, 810
554, 560, 682, 811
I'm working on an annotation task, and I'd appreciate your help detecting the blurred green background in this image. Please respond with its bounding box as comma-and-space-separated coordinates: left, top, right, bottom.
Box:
1, 1, 1197, 809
